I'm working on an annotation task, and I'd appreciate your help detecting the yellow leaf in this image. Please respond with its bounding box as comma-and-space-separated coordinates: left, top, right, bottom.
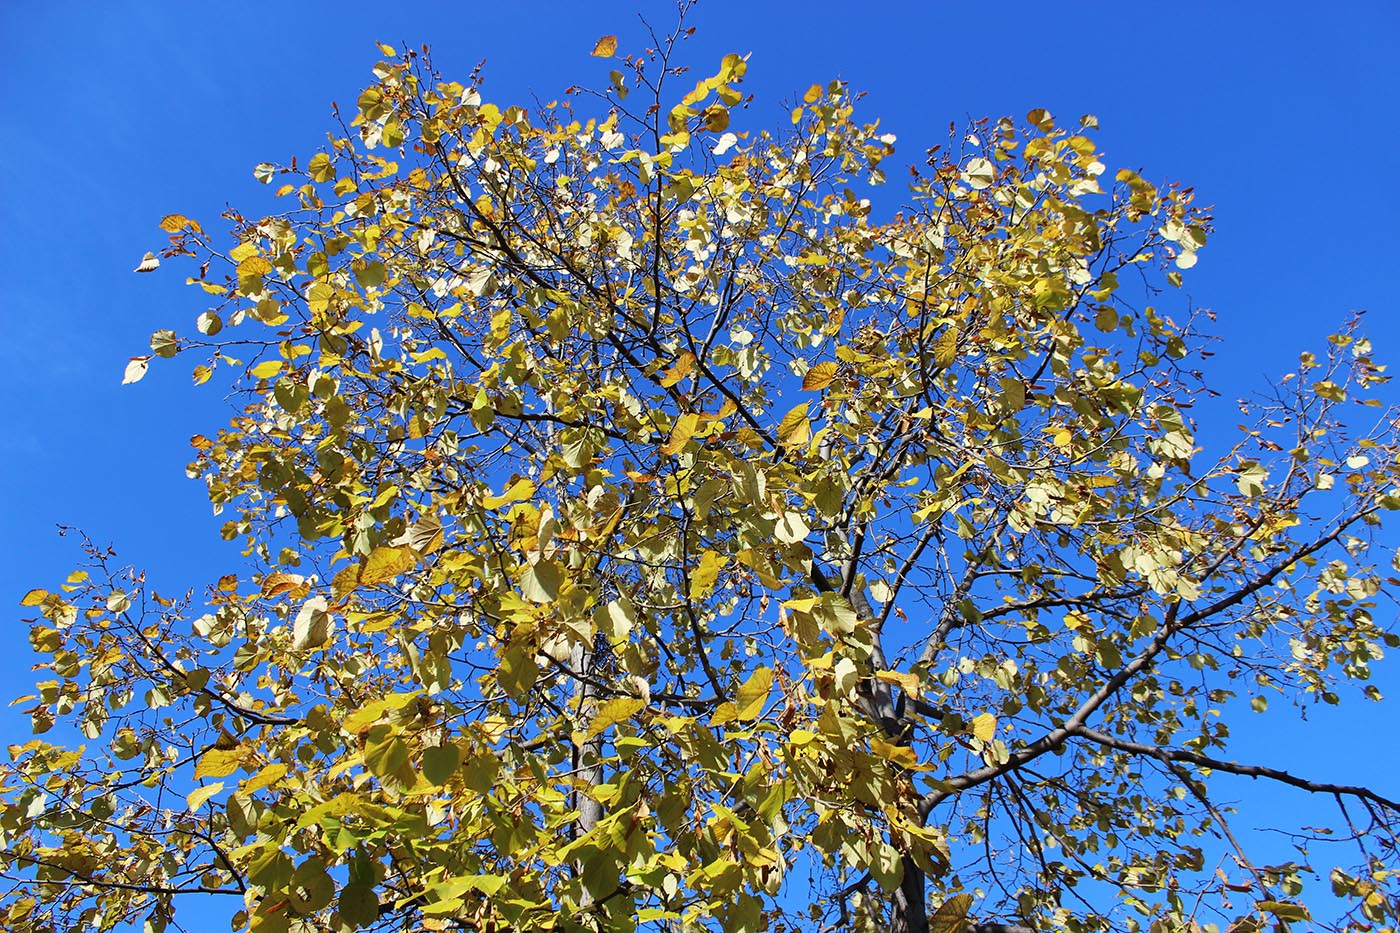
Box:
802, 360, 839, 391
690, 550, 725, 601
186, 782, 224, 811
237, 255, 273, 277
734, 667, 773, 721
331, 564, 360, 598
249, 360, 283, 379
359, 546, 414, 586
659, 352, 695, 387
377, 42, 398, 57
229, 242, 259, 263
970, 712, 997, 741
934, 324, 958, 368
661, 412, 699, 455
702, 105, 730, 132
590, 35, 618, 58
585, 697, 643, 739
243, 762, 288, 794
20, 589, 48, 607
194, 746, 244, 779
1052, 427, 1072, 448
482, 477, 535, 510
777, 403, 810, 447
873, 669, 921, 697
159, 213, 189, 233
930, 893, 975, 933
870, 735, 920, 769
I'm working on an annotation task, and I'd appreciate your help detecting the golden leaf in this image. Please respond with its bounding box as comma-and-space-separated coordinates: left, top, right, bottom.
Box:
934, 325, 959, 369
661, 412, 699, 455
194, 745, 244, 779
585, 697, 643, 739
660, 352, 696, 387
734, 667, 773, 721
802, 360, 839, 391
359, 546, 414, 587
237, 255, 273, 277
591, 35, 618, 58
970, 712, 997, 741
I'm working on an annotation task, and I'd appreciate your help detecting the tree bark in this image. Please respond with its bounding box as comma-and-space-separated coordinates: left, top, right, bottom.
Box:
570, 639, 604, 906
889, 855, 927, 933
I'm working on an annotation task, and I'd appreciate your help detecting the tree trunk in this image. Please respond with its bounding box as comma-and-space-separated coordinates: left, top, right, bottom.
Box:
889, 855, 928, 933
570, 640, 604, 906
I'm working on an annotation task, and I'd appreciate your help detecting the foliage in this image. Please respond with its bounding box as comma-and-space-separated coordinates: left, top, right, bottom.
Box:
5, 20, 1399, 933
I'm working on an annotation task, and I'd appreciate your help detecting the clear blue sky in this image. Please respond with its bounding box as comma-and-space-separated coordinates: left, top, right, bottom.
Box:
2, 0, 1397, 915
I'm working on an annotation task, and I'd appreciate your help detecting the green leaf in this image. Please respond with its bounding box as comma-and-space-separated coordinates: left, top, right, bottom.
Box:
338, 884, 379, 928
421, 742, 463, 786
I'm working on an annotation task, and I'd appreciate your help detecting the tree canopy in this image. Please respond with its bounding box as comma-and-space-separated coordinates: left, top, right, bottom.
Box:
5, 21, 1399, 933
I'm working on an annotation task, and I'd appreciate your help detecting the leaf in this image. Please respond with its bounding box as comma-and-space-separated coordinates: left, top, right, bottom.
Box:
229, 242, 258, 263
702, 105, 730, 132
970, 713, 997, 741
520, 558, 562, 603
237, 255, 273, 277
734, 667, 773, 720
122, 357, 151, 384
359, 546, 414, 586
934, 325, 958, 368
260, 572, 306, 598
712, 132, 739, 155
585, 697, 644, 739
243, 762, 288, 794
660, 352, 695, 387
338, 884, 379, 929
186, 782, 224, 811
195, 746, 244, 779
421, 743, 462, 786
159, 213, 190, 232
802, 360, 839, 391
308, 152, 335, 183
1257, 901, 1311, 922
292, 596, 331, 650
870, 735, 920, 769
363, 726, 411, 778
661, 412, 699, 455
591, 35, 618, 58
777, 402, 811, 447
690, 550, 725, 601
961, 157, 995, 190
249, 360, 283, 379
20, 588, 47, 607
929, 893, 975, 933
482, 477, 535, 510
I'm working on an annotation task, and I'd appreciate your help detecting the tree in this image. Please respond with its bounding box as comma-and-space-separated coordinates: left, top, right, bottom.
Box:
4, 20, 1398, 933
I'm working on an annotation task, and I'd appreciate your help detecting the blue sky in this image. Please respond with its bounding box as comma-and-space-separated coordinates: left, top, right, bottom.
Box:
2, 0, 1397, 920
